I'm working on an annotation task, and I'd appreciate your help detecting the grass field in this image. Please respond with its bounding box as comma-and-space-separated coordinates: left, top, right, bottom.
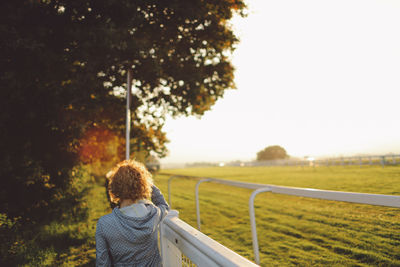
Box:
13, 177, 112, 266
49, 181, 111, 266
154, 166, 400, 266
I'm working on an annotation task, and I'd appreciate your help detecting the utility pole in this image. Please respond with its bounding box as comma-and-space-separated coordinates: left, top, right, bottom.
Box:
126, 69, 132, 160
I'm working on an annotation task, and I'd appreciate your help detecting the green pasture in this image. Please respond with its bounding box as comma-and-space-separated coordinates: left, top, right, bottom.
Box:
155, 165, 400, 266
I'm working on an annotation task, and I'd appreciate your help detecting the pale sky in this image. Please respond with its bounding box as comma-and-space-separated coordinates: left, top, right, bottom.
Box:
161, 0, 400, 164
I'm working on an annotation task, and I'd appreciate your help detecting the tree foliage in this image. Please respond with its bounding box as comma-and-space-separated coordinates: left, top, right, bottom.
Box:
0, 0, 246, 224
257, 145, 289, 161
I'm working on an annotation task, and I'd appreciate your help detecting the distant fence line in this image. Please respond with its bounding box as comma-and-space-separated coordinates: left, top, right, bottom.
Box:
227, 154, 400, 168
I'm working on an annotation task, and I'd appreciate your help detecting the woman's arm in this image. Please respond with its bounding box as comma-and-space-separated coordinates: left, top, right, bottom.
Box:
151, 185, 170, 221
95, 220, 112, 267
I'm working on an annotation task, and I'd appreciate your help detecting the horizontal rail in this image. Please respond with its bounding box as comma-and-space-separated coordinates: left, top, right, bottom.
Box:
266, 184, 400, 207
167, 175, 267, 209
192, 177, 400, 208
161, 210, 258, 267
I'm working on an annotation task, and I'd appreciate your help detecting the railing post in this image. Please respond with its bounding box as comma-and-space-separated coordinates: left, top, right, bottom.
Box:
160, 210, 182, 267
248, 187, 271, 265
195, 179, 212, 231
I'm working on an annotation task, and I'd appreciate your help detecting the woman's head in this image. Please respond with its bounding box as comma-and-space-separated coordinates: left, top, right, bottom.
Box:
108, 160, 153, 205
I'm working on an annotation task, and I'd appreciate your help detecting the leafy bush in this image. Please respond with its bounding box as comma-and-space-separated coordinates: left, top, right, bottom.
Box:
0, 165, 93, 266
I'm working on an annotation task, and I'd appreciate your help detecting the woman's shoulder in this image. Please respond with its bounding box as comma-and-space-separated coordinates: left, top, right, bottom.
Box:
97, 209, 117, 224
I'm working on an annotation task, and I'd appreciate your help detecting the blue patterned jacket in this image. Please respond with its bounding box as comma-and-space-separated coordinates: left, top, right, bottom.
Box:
96, 185, 169, 266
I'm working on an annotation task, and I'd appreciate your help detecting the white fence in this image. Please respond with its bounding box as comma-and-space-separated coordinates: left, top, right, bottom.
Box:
168, 175, 400, 265
160, 210, 258, 267
228, 154, 400, 168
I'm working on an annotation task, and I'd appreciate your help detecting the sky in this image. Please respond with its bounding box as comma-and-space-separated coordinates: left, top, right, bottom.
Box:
161, 0, 400, 165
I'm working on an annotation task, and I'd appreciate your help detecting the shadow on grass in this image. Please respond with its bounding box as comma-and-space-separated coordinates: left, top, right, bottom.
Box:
37, 231, 88, 252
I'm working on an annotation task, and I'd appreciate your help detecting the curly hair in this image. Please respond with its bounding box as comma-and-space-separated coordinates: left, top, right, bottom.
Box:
108, 160, 153, 205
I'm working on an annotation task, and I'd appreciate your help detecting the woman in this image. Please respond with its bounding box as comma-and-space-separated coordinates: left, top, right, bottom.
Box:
96, 160, 169, 266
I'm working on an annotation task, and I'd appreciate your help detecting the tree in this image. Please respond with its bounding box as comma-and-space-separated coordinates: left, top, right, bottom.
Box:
0, 0, 246, 223
257, 145, 289, 161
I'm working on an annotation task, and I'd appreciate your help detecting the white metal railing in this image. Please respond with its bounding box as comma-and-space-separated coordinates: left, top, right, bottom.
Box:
168, 175, 400, 265
160, 210, 258, 267
246, 185, 400, 264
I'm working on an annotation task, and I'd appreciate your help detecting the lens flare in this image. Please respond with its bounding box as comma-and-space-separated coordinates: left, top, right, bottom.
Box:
78, 127, 124, 164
